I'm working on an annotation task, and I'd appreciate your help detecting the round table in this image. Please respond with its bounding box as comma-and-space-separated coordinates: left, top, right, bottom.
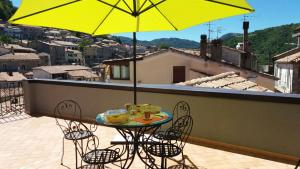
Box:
96, 111, 173, 169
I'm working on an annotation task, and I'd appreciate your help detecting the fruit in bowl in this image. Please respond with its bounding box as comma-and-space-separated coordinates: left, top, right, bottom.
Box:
104, 109, 129, 124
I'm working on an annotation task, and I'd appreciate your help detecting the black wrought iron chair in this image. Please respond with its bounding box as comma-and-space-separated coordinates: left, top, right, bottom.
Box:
153, 101, 191, 141
73, 133, 123, 169
145, 115, 193, 169
54, 100, 95, 168
295, 160, 300, 169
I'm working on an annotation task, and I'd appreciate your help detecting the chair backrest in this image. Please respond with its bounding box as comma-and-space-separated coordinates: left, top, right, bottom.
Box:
167, 115, 193, 149
172, 101, 190, 125
54, 100, 83, 137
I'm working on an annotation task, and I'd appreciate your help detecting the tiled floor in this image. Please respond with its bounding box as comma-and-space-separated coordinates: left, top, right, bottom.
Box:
0, 114, 294, 169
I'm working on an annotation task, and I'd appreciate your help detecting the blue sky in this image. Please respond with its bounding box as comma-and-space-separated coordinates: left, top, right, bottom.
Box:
11, 0, 300, 42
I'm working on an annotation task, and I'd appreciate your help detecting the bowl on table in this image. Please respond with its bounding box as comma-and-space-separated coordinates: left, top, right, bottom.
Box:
104, 109, 129, 124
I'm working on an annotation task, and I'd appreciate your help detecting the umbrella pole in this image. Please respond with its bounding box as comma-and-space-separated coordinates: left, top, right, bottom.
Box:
133, 32, 137, 105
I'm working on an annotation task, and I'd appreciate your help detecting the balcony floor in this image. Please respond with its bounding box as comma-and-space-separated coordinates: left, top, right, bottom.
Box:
0, 114, 294, 169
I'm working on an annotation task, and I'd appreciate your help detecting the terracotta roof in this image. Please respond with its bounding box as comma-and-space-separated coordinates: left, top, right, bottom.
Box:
177, 72, 272, 92
0, 53, 40, 60
0, 47, 10, 56
67, 70, 99, 78
276, 51, 300, 63
3, 44, 36, 53
0, 72, 27, 82
52, 40, 77, 46
33, 65, 91, 74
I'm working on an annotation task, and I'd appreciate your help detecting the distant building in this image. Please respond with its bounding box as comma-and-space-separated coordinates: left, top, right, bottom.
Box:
103, 48, 276, 91
0, 72, 27, 87
65, 35, 81, 43
0, 51, 48, 73
33, 65, 99, 81
65, 49, 83, 65
4, 26, 22, 39
28, 40, 65, 65
274, 26, 300, 93
19, 25, 44, 40
178, 71, 273, 92
84, 44, 115, 66
52, 40, 78, 50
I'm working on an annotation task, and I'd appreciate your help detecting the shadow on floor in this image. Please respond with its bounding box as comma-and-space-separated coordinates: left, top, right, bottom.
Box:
0, 112, 31, 124
168, 155, 207, 169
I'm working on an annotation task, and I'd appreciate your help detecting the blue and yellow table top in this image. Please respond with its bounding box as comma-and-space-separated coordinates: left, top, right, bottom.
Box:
96, 111, 173, 128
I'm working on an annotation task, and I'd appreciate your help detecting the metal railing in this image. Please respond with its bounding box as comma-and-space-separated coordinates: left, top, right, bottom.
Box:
0, 81, 25, 119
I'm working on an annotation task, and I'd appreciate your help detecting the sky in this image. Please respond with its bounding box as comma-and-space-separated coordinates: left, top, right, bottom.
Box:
10, 0, 300, 42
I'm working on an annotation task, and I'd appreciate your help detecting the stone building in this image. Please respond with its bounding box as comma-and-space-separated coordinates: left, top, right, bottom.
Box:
0, 49, 48, 73
28, 40, 66, 65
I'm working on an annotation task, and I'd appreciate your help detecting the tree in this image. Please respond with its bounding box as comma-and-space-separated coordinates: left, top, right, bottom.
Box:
159, 43, 170, 49
0, 34, 12, 44
0, 0, 17, 21
78, 39, 92, 52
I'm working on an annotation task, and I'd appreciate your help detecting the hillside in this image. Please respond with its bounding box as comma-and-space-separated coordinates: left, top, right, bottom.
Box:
0, 0, 16, 21
222, 23, 300, 64
115, 36, 200, 49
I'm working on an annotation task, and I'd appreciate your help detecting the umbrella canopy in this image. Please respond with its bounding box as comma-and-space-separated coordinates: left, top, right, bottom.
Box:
9, 0, 254, 104
10, 0, 254, 35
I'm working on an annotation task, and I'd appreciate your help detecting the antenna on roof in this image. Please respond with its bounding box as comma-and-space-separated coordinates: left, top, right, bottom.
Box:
206, 22, 214, 41
216, 26, 223, 39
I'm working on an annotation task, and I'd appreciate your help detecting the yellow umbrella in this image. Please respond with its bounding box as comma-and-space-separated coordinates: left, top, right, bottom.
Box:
9, 0, 254, 104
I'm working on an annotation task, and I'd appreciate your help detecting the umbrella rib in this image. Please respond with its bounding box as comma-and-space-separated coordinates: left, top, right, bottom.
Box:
137, 0, 148, 13
148, 0, 178, 31
92, 0, 122, 35
11, 0, 81, 22
138, 0, 166, 15
122, 0, 134, 13
205, 0, 255, 12
97, 0, 133, 16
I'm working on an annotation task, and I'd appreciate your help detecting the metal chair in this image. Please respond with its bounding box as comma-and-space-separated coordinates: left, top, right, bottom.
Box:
153, 101, 191, 141
73, 132, 123, 169
295, 160, 300, 169
54, 100, 95, 168
146, 115, 193, 169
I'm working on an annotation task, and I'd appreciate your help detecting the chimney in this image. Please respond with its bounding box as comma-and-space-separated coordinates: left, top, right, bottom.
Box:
210, 39, 222, 62
243, 21, 250, 53
10, 46, 15, 55
200, 34, 207, 58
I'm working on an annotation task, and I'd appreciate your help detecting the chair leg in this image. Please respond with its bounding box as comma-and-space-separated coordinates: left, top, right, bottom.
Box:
295, 159, 300, 169
61, 137, 65, 165
75, 144, 78, 169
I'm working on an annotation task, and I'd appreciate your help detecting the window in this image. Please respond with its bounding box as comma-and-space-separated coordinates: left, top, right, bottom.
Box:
121, 65, 129, 79
3, 64, 7, 71
112, 65, 121, 79
111, 64, 130, 80
21, 65, 26, 70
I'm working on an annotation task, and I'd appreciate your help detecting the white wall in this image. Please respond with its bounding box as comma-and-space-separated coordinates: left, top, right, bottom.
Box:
275, 63, 293, 93
33, 69, 52, 79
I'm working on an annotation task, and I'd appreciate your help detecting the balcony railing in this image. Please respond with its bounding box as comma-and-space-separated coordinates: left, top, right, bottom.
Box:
22, 79, 300, 165
0, 81, 25, 119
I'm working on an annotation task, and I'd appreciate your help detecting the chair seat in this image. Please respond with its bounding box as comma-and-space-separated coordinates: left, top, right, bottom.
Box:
153, 129, 181, 140
147, 143, 182, 158
82, 149, 120, 165
65, 130, 93, 140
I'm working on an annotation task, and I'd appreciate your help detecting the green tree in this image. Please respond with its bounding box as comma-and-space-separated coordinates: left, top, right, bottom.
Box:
0, 0, 17, 21
78, 39, 92, 52
0, 34, 12, 43
159, 43, 170, 49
